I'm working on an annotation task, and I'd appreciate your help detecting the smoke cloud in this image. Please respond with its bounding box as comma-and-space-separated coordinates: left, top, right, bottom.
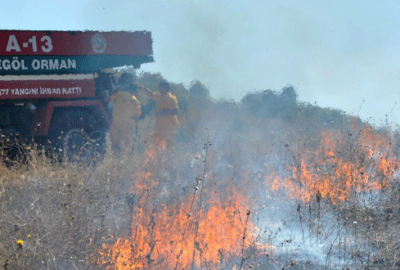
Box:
81, 0, 400, 125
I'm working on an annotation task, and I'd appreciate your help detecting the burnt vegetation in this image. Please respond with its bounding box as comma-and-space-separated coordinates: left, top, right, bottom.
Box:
1, 71, 399, 269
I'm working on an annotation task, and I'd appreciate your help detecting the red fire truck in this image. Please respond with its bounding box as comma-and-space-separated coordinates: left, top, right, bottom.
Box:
0, 30, 153, 160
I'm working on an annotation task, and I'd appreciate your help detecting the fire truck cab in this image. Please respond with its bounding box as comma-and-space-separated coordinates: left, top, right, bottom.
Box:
0, 30, 153, 160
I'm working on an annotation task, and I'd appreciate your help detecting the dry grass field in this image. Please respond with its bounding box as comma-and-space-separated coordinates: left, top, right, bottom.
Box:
1, 74, 400, 269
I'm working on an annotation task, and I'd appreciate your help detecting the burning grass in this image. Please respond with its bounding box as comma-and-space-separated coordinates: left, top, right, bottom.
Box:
1, 113, 400, 269
96, 140, 268, 269
92, 120, 400, 269
267, 127, 396, 204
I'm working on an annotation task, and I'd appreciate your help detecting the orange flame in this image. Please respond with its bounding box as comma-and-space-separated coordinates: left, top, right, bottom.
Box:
97, 187, 269, 269
266, 126, 398, 204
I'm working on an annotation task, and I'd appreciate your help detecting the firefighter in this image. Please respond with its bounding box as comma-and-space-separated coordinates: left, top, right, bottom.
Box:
138, 82, 179, 151
105, 84, 141, 154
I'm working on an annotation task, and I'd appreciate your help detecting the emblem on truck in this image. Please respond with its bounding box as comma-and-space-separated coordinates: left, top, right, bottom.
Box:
91, 33, 107, 53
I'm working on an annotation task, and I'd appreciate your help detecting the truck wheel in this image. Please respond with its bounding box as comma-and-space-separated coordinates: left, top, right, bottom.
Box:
48, 110, 106, 162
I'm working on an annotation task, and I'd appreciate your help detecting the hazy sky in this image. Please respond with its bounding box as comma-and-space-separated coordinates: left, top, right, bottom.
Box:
2, 0, 400, 126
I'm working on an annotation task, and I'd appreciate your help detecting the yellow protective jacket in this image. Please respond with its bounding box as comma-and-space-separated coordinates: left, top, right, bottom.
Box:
110, 91, 141, 151
152, 92, 179, 143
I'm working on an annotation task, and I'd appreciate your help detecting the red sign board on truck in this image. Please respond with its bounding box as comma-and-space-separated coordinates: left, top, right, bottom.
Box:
0, 30, 153, 75
0, 74, 95, 100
